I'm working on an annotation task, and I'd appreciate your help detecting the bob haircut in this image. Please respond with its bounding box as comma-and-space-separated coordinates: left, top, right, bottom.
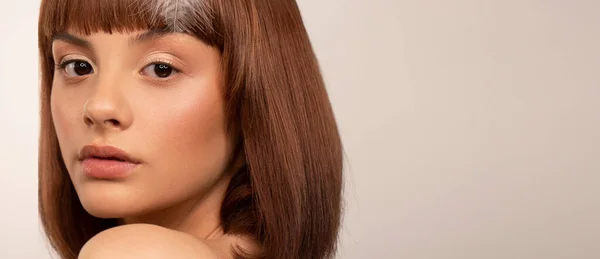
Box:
37, 0, 343, 258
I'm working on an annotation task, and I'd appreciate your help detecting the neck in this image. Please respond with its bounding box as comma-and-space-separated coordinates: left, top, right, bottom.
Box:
121, 173, 232, 240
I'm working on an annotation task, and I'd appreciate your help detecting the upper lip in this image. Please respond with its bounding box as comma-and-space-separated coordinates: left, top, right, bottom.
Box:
78, 145, 140, 163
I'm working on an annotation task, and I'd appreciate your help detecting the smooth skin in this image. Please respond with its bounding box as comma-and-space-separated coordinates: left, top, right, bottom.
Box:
79, 224, 220, 259
51, 31, 252, 258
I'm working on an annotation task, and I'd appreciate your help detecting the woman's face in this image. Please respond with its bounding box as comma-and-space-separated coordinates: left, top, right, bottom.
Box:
50, 31, 233, 219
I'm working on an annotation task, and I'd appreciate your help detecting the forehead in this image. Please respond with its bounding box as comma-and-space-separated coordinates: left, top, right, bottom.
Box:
40, 0, 218, 48
49, 30, 209, 58
52, 30, 167, 47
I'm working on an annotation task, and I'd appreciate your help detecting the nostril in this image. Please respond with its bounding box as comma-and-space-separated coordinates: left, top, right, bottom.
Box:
105, 119, 120, 127
84, 117, 94, 126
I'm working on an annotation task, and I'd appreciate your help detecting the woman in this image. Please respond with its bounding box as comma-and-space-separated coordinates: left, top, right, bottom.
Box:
37, 0, 343, 258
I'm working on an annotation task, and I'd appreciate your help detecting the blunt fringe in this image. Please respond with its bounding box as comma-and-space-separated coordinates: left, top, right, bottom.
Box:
38, 0, 343, 258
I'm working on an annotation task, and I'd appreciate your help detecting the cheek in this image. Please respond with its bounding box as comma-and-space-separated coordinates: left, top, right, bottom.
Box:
158, 97, 225, 156
50, 84, 86, 170
137, 82, 230, 191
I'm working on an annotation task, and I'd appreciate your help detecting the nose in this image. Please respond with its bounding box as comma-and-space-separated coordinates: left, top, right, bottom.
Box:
83, 83, 133, 131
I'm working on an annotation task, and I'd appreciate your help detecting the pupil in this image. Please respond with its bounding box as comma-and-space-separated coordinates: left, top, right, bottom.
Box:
154, 64, 172, 78
74, 61, 92, 75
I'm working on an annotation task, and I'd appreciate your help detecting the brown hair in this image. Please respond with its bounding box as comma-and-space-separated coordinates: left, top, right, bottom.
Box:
38, 0, 343, 258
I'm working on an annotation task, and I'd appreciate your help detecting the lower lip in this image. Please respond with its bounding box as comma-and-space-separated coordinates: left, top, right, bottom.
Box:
82, 158, 139, 179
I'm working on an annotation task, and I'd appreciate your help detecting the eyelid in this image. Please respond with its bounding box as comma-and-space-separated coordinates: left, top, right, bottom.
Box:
144, 58, 180, 72
52, 43, 94, 65
141, 51, 188, 72
138, 58, 185, 85
55, 54, 93, 68
54, 55, 95, 81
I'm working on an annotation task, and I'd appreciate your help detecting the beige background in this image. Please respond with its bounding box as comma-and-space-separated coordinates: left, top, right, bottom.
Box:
1, 0, 599, 258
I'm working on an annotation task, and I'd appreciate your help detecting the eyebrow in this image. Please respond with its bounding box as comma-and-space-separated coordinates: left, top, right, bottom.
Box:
130, 29, 172, 44
52, 32, 93, 50
51, 29, 172, 50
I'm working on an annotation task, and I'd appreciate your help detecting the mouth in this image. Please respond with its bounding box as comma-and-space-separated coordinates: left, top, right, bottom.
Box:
79, 145, 140, 164
89, 156, 127, 162
78, 145, 141, 179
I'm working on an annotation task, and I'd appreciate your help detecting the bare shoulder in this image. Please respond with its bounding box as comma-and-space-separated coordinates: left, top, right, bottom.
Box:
78, 224, 220, 259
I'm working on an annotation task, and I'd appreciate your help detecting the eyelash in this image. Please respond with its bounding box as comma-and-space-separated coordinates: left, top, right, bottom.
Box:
54, 58, 94, 81
56, 59, 83, 70
142, 59, 182, 85
54, 58, 182, 82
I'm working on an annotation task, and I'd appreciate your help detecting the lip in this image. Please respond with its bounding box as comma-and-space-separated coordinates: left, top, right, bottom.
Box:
79, 145, 140, 163
79, 145, 141, 179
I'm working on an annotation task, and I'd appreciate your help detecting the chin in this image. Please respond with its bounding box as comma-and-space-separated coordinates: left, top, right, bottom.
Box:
75, 181, 148, 219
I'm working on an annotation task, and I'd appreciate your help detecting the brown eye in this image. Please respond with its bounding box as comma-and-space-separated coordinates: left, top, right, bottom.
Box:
63, 60, 94, 77
143, 63, 178, 78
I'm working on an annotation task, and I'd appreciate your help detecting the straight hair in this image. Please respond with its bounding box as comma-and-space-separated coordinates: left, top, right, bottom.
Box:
38, 0, 343, 258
